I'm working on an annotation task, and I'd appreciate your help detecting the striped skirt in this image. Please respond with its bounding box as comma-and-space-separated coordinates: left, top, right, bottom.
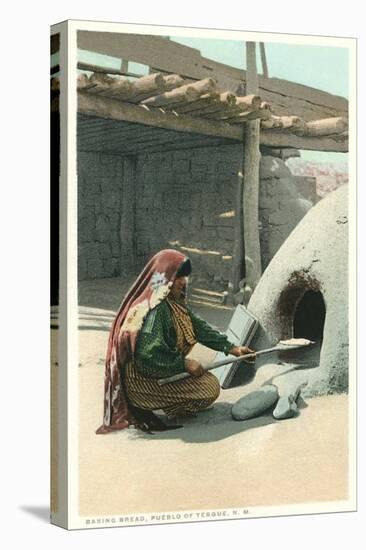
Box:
124, 360, 220, 417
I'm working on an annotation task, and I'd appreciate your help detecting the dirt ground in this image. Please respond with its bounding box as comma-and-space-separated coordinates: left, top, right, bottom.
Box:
76, 277, 349, 517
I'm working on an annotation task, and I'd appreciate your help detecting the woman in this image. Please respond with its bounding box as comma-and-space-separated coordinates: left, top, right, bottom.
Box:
96, 249, 253, 434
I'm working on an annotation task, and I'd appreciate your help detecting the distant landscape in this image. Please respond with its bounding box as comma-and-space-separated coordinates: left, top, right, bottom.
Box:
287, 157, 348, 197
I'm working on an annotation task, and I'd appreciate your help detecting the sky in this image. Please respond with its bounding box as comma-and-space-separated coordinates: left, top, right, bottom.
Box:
173, 37, 349, 98
172, 37, 349, 164
71, 35, 350, 164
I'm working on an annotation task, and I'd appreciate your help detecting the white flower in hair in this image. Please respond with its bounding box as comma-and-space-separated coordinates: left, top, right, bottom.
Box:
150, 271, 167, 290
150, 281, 172, 310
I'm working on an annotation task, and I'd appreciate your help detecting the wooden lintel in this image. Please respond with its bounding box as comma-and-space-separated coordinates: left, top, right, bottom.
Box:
78, 91, 242, 141
77, 91, 349, 152
78, 137, 228, 156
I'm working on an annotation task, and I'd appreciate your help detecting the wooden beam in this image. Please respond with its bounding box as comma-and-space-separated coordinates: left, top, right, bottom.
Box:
260, 130, 348, 152
261, 115, 347, 137
79, 71, 188, 103
126, 136, 227, 154
78, 125, 348, 154
77, 114, 140, 132
78, 121, 231, 145
172, 93, 221, 114
225, 107, 272, 124
77, 73, 98, 91
94, 77, 133, 98
79, 125, 180, 150
229, 130, 245, 303
78, 136, 229, 156
129, 75, 190, 104
87, 72, 120, 93
236, 94, 262, 111
163, 74, 186, 89
261, 114, 306, 132
186, 94, 239, 119
141, 78, 217, 108
77, 113, 235, 150
78, 122, 149, 141
78, 130, 160, 150
259, 43, 269, 78
88, 72, 167, 101
206, 94, 263, 120
304, 116, 348, 136
78, 61, 142, 79
77, 94, 348, 152
78, 91, 243, 140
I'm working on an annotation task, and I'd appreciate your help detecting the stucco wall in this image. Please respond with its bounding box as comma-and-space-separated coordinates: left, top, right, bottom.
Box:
247, 184, 349, 396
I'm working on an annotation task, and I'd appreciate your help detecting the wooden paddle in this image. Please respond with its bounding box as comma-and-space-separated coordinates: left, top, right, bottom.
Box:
157, 338, 315, 386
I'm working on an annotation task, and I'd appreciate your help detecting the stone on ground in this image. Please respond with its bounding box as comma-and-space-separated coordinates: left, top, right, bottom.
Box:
273, 395, 298, 420
231, 384, 279, 421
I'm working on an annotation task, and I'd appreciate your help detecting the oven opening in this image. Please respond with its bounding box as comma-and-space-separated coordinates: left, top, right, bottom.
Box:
293, 289, 326, 342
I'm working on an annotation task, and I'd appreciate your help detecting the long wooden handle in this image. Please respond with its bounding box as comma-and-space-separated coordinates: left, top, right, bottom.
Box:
157, 347, 276, 386
157, 340, 315, 386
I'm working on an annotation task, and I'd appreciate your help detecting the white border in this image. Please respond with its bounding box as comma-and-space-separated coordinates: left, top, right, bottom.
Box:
347, 37, 357, 514
60, 18, 357, 530
70, 18, 355, 47
70, 500, 355, 531
67, 21, 79, 528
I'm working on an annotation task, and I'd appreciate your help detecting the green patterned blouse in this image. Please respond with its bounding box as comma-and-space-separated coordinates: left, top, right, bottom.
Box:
135, 300, 234, 379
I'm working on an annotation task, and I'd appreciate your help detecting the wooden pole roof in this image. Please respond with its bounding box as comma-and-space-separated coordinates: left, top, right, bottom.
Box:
77, 32, 348, 121
51, 66, 348, 153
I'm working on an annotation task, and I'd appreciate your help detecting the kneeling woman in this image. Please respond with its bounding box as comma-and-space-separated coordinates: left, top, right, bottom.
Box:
96, 249, 253, 434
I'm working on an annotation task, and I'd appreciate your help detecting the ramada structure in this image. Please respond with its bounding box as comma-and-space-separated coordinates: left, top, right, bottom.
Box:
51, 32, 349, 302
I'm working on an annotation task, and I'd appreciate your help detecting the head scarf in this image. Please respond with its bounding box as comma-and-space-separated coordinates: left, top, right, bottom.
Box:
96, 249, 189, 434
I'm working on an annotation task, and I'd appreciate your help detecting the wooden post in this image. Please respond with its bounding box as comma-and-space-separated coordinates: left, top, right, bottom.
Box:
229, 125, 245, 304
243, 42, 262, 299
260, 42, 269, 78
121, 59, 129, 74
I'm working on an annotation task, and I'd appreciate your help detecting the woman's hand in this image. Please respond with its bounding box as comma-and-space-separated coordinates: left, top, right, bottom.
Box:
229, 345, 255, 357
185, 358, 205, 377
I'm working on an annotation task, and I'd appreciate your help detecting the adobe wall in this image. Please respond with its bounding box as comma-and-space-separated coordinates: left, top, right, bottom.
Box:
133, 145, 241, 286
77, 151, 123, 280
77, 147, 317, 286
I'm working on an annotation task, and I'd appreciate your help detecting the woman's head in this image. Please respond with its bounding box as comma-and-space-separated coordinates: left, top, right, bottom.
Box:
170, 257, 192, 300
144, 249, 189, 282
110, 250, 192, 336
